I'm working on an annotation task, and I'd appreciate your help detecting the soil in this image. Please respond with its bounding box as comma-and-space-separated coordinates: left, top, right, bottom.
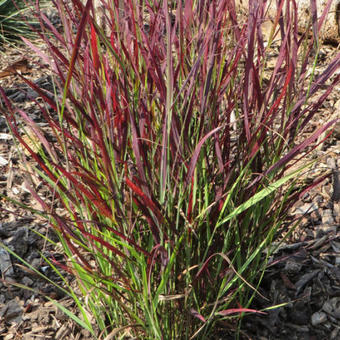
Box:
0, 14, 340, 340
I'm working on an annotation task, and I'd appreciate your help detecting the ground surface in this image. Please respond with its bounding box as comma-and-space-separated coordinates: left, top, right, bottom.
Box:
0, 22, 340, 340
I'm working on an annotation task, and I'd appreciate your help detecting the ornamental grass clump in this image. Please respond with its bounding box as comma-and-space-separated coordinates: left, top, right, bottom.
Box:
1, 0, 340, 338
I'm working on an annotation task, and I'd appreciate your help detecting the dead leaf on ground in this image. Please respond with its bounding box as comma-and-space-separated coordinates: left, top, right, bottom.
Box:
0, 59, 30, 79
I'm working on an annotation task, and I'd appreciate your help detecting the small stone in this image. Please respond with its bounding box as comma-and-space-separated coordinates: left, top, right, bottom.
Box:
25, 250, 40, 264
322, 300, 333, 314
284, 259, 302, 275
21, 276, 33, 286
31, 258, 41, 269
11, 228, 28, 257
0, 248, 14, 278
311, 311, 327, 326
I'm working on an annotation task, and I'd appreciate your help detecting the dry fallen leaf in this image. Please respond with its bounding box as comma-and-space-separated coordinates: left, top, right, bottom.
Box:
0, 58, 30, 78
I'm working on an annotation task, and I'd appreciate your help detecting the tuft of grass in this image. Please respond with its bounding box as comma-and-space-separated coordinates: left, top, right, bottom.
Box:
1, 0, 340, 338
0, 0, 49, 45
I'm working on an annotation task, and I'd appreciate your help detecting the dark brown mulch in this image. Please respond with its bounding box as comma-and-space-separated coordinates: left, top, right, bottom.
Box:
241, 190, 340, 340
0, 36, 339, 340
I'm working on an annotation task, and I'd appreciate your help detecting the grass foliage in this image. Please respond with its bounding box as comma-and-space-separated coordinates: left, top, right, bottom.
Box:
0, 0, 49, 45
1, 0, 340, 338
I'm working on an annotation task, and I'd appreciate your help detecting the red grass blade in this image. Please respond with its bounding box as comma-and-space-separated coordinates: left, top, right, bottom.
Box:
125, 177, 164, 225
217, 308, 266, 316
185, 126, 221, 186
190, 309, 206, 322
90, 22, 100, 72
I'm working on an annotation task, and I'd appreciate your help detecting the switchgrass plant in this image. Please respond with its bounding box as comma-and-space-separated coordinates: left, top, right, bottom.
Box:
1, 0, 340, 338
